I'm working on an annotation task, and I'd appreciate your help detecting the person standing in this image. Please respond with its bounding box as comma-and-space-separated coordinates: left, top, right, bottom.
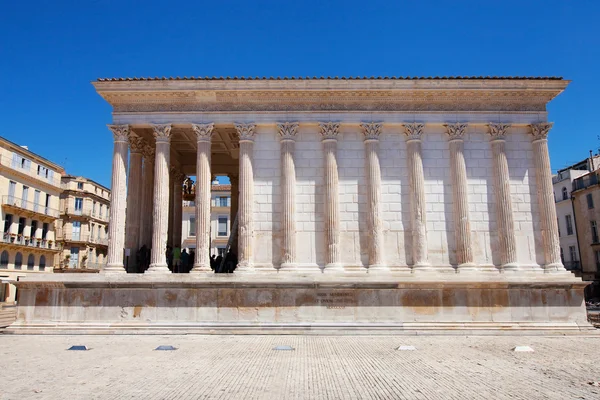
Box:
173, 246, 181, 273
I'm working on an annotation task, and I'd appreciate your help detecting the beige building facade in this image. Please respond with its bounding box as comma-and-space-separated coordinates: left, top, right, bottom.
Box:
58, 176, 110, 270
572, 170, 600, 281
181, 182, 231, 257
0, 137, 63, 303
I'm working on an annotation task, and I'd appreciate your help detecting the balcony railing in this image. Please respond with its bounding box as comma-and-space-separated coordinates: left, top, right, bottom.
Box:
58, 233, 108, 246
564, 261, 581, 271
90, 236, 108, 246
0, 155, 61, 186
63, 206, 107, 221
1, 232, 56, 249
573, 172, 599, 192
1, 196, 59, 218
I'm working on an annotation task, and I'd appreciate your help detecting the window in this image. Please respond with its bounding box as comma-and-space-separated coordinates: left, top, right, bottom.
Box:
0, 251, 8, 269
74, 198, 83, 214
8, 181, 16, 203
562, 187, 568, 200
77, 182, 83, 190
42, 223, 48, 240
99, 204, 103, 218
21, 185, 29, 208
31, 220, 38, 238
566, 215, 574, 235
218, 197, 229, 207
37, 165, 49, 178
14, 253, 22, 270
557, 218, 561, 237
189, 217, 196, 236
592, 221, 599, 244
588, 193, 595, 209
218, 217, 228, 236
3, 214, 12, 233
39, 255, 46, 271
72, 221, 81, 241
45, 194, 50, 214
595, 250, 600, 269
17, 217, 25, 235
569, 246, 577, 262
92, 201, 96, 216
70, 247, 79, 268
27, 254, 34, 270
91, 224, 95, 239
33, 190, 40, 212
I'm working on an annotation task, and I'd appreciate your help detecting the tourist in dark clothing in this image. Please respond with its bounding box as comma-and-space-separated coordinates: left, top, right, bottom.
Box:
180, 249, 189, 273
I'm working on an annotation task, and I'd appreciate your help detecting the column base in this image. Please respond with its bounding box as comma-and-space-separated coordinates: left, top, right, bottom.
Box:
236, 261, 255, 273
278, 262, 297, 271
543, 262, 568, 273
500, 262, 521, 271
367, 264, 390, 272
146, 264, 170, 274
323, 263, 344, 272
191, 264, 213, 273
103, 264, 126, 274
457, 263, 499, 273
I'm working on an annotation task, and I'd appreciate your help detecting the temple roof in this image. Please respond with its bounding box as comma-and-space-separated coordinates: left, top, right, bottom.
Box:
97, 76, 563, 82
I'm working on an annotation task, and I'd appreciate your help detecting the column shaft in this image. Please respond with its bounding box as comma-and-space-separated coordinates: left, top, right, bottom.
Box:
172, 173, 183, 248
489, 124, 518, 269
140, 147, 154, 248
235, 123, 256, 271
167, 169, 175, 247
280, 139, 297, 268
323, 140, 341, 269
192, 123, 214, 272
531, 124, 564, 271
105, 125, 129, 273
125, 136, 144, 272
405, 130, 429, 268
229, 175, 239, 254
147, 125, 172, 273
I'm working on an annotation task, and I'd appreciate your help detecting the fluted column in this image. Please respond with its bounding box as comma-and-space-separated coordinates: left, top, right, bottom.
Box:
124, 134, 145, 272
530, 123, 565, 272
320, 122, 342, 270
147, 124, 172, 273
235, 123, 256, 271
140, 145, 155, 248
278, 122, 298, 269
361, 122, 385, 270
403, 123, 430, 269
172, 171, 185, 249
229, 174, 239, 254
488, 123, 518, 270
167, 167, 176, 247
105, 125, 130, 273
191, 123, 214, 272
444, 123, 476, 270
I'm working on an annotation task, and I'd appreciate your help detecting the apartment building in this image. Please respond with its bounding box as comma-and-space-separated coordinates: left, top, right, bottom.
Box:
182, 182, 232, 257
58, 176, 110, 269
0, 137, 64, 303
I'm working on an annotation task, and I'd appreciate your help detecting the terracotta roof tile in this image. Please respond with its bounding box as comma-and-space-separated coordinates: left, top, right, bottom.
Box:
97, 76, 563, 82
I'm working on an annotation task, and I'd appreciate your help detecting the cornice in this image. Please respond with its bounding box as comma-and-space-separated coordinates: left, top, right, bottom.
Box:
93, 79, 569, 114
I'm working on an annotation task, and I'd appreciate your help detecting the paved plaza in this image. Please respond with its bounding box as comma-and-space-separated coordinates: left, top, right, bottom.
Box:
1, 335, 599, 399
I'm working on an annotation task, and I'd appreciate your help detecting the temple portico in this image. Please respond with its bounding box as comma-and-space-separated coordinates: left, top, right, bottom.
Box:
6, 77, 593, 334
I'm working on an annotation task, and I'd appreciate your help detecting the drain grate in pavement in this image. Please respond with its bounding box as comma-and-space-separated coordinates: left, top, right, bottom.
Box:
68, 345, 88, 351
155, 345, 177, 351
273, 345, 295, 351
396, 345, 416, 351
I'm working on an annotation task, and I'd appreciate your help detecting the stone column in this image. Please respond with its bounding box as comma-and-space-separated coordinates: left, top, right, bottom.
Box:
172, 170, 185, 249
278, 122, 298, 269
361, 122, 385, 269
320, 122, 342, 270
403, 123, 430, 269
530, 123, 565, 271
147, 124, 172, 273
167, 167, 176, 247
229, 173, 239, 254
124, 134, 145, 272
105, 125, 129, 273
191, 123, 214, 272
235, 123, 256, 271
140, 145, 155, 248
488, 123, 518, 270
444, 123, 476, 270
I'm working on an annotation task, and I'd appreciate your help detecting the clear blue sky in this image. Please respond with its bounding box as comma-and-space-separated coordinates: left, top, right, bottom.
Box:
1, 0, 598, 188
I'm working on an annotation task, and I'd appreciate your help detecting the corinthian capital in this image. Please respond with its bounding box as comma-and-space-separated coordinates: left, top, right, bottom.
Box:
143, 145, 155, 161
108, 124, 130, 142
360, 122, 383, 141
444, 123, 468, 140
529, 122, 553, 141
152, 124, 172, 143
403, 123, 425, 141
319, 122, 340, 140
487, 123, 511, 141
277, 122, 299, 141
192, 123, 214, 142
235, 123, 256, 142
128, 134, 146, 153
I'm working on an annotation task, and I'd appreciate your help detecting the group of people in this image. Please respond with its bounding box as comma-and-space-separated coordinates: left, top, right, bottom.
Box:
132, 244, 236, 274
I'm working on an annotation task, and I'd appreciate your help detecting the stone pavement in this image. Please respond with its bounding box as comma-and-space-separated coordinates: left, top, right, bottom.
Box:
1, 335, 599, 399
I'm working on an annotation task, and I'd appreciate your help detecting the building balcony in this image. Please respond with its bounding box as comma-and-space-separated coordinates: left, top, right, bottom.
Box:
0, 155, 61, 187
564, 261, 581, 271
57, 233, 108, 247
573, 172, 599, 192
0, 232, 59, 252
1, 196, 59, 220
62, 206, 108, 222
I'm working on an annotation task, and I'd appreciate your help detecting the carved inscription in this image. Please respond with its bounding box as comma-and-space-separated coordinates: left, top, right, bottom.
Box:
316, 291, 356, 309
